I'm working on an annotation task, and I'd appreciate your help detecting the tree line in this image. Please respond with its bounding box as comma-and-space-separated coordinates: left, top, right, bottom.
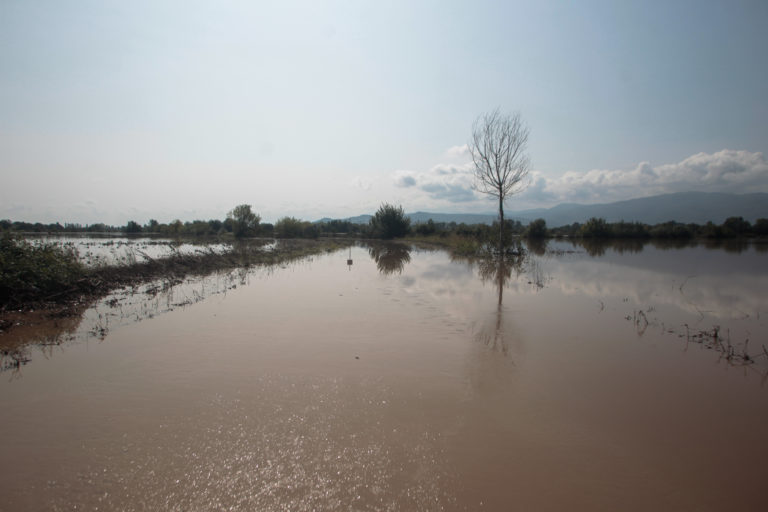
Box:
0, 204, 410, 239
3, 208, 767, 241
536, 216, 768, 239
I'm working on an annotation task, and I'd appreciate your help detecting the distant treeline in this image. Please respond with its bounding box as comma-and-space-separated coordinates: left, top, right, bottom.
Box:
408, 216, 768, 240
2, 212, 767, 240
543, 216, 768, 239
0, 217, 367, 238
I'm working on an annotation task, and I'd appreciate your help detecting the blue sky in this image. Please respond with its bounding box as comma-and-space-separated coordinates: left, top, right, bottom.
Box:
2, 0, 767, 224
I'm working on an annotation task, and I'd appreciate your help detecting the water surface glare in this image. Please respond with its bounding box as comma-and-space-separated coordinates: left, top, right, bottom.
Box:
1, 243, 767, 511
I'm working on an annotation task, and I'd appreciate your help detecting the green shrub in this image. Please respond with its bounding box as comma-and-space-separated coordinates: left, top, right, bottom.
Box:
579, 217, 610, 238
370, 203, 410, 239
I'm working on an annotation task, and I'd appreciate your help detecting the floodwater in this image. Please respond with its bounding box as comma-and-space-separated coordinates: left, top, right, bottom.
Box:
1, 240, 767, 511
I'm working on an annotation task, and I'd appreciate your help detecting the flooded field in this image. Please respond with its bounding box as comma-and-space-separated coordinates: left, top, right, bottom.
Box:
1, 240, 767, 511
26, 235, 240, 267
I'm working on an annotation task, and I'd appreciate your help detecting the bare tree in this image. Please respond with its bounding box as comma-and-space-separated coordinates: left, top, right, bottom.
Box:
469, 108, 531, 253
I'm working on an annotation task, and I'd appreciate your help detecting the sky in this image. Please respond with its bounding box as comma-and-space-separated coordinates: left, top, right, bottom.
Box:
1, 0, 767, 225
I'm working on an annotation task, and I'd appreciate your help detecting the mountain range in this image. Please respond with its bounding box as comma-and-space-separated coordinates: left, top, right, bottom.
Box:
317, 192, 768, 227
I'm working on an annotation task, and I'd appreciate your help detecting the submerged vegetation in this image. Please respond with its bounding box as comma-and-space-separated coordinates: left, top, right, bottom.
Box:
0, 236, 351, 312
0, 233, 85, 307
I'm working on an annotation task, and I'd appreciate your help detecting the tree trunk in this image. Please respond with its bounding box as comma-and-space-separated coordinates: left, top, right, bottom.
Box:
498, 195, 504, 255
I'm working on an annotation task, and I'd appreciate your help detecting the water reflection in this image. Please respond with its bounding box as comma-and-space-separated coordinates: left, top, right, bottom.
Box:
525, 237, 548, 256
538, 242, 768, 319
0, 305, 88, 377
702, 237, 751, 253
453, 251, 527, 357
564, 237, 764, 255
476, 257, 516, 354
4, 240, 767, 378
367, 242, 412, 275
573, 238, 646, 256
0, 268, 262, 374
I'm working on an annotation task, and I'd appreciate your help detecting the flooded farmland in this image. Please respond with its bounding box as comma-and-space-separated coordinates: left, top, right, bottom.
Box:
1, 240, 767, 511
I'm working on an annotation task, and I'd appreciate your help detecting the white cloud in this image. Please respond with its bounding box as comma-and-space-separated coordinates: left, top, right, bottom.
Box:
444, 144, 469, 159
390, 149, 768, 213
393, 163, 477, 203
393, 171, 417, 188
519, 150, 768, 205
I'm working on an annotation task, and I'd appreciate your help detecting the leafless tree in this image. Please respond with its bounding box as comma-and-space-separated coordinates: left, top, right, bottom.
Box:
469, 108, 531, 253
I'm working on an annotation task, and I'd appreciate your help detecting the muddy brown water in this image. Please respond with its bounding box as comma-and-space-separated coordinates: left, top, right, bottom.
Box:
1, 241, 767, 511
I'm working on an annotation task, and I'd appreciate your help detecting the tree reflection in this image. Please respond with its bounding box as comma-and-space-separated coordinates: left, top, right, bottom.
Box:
473, 253, 525, 355
575, 238, 646, 256
367, 243, 412, 275
703, 238, 750, 254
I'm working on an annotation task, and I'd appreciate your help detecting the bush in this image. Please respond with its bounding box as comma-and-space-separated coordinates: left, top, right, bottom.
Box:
0, 234, 84, 306
370, 203, 410, 239
650, 221, 693, 239
610, 221, 649, 238
414, 219, 437, 236
525, 218, 548, 238
703, 221, 727, 238
302, 223, 320, 239
579, 217, 610, 238
125, 220, 142, 234
754, 218, 768, 236
274, 217, 306, 238
722, 216, 751, 236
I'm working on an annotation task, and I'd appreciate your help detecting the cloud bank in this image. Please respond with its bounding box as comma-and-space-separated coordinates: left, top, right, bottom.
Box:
393, 149, 768, 211
393, 163, 476, 203
520, 149, 768, 205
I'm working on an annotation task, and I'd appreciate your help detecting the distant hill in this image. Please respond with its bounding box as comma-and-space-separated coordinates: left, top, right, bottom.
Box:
316, 214, 373, 225
316, 192, 768, 227
315, 212, 494, 225
510, 192, 768, 226
407, 212, 497, 225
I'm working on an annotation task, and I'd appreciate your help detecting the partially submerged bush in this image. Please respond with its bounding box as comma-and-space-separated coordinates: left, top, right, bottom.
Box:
370, 203, 410, 239
0, 234, 84, 306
